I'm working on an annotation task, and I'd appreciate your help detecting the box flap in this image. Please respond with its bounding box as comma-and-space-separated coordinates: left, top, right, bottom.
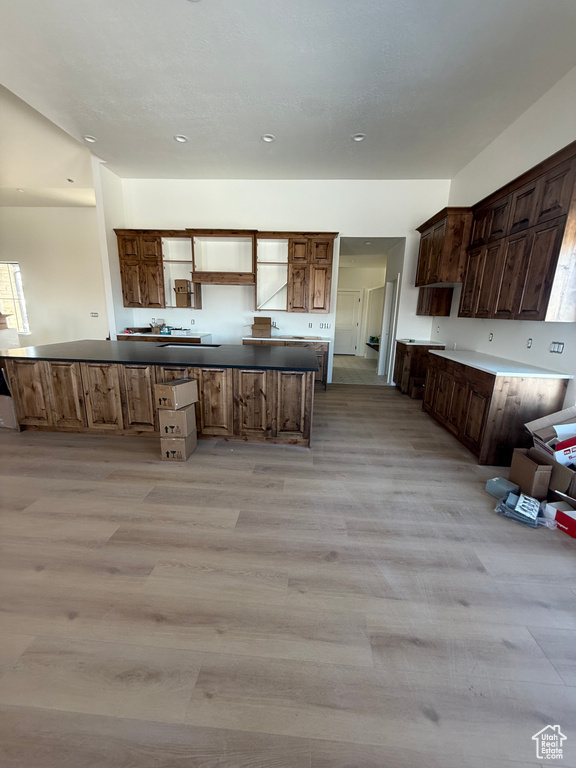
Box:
525, 406, 576, 442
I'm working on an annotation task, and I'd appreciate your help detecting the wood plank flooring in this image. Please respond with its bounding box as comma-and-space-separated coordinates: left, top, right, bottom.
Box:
0, 384, 574, 767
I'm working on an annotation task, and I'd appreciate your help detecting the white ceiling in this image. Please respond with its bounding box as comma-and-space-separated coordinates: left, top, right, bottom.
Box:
1, 0, 576, 180
339, 237, 401, 268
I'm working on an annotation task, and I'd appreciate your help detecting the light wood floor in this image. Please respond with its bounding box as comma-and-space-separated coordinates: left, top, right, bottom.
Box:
0, 385, 575, 767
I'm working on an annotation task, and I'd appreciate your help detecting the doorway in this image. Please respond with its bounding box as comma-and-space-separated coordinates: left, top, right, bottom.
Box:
332, 237, 402, 386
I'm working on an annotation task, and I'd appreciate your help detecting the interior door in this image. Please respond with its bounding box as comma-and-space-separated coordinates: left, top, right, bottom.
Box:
334, 290, 361, 355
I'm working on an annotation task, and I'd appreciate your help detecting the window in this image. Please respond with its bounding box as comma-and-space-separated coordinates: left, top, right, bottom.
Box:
0, 263, 30, 333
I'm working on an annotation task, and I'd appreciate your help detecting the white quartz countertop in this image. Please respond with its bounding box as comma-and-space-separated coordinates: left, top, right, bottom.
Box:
241, 336, 331, 343
397, 339, 445, 346
429, 349, 573, 378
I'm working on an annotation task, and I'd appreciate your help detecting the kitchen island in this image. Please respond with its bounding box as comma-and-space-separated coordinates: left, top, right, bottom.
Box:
1, 340, 318, 446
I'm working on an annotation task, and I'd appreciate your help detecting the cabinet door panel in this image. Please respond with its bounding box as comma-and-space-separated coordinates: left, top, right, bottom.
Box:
287, 265, 308, 312
508, 182, 539, 235
487, 196, 511, 240
276, 371, 309, 439
308, 264, 331, 313
120, 364, 157, 432
309, 238, 333, 264
535, 159, 576, 225
458, 249, 481, 317
140, 236, 163, 260
493, 232, 531, 319
415, 229, 432, 286
141, 260, 165, 308
446, 378, 467, 436
6, 360, 52, 426
432, 370, 453, 424
119, 258, 143, 307
81, 363, 124, 431
197, 368, 233, 436
470, 207, 490, 247
427, 219, 446, 284
423, 360, 437, 413
475, 241, 504, 318
46, 362, 86, 429
289, 239, 309, 263
516, 217, 566, 321
233, 369, 274, 437
118, 234, 140, 258
315, 352, 326, 385
462, 388, 491, 452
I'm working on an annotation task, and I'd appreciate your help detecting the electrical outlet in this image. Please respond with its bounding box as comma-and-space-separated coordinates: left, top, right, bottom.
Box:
90, 312, 99, 317
436, 325, 440, 334
527, 338, 532, 348
550, 341, 565, 354
190, 318, 195, 325
308, 323, 313, 328
324, 323, 331, 329
488, 333, 493, 342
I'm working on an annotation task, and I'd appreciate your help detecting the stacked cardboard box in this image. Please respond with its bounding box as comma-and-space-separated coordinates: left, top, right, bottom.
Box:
174, 279, 192, 308
507, 407, 576, 536
154, 378, 199, 462
251, 316, 272, 338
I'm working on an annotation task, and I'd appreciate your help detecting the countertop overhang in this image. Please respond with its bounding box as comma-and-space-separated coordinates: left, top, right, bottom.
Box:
429, 349, 573, 378
0, 340, 319, 372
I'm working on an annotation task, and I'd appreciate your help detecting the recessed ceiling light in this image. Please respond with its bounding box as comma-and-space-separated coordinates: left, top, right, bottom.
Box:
174, 135, 189, 143
261, 134, 276, 143
364, 241, 372, 245
16, 188, 26, 193
83, 135, 97, 143
352, 133, 366, 142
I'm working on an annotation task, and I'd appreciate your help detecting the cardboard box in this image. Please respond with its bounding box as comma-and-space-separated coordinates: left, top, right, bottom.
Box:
160, 432, 197, 462
251, 325, 272, 337
175, 292, 192, 308
154, 379, 199, 410
174, 279, 192, 293
158, 403, 197, 437
252, 316, 272, 338
525, 406, 576, 466
546, 493, 576, 538
508, 448, 553, 501
520, 441, 576, 498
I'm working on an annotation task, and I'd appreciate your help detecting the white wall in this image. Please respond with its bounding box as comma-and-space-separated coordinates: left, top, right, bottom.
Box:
0, 207, 109, 346
92, 161, 131, 334
440, 66, 576, 406
117, 178, 450, 377
337, 265, 386, 291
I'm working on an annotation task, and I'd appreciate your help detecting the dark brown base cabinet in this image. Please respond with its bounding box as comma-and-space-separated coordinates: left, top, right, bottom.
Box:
393, 342, 445, 396
423, 354, 567, 465
6, 359, 314, 446
243, 338, 329, 389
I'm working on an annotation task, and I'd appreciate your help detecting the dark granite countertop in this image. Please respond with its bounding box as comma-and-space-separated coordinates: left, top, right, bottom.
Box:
0, 340, 319, 372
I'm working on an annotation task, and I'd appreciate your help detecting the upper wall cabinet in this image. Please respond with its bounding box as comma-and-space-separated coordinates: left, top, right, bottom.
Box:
415, 208, 473, 286
116, 228, 337, 312
459, 142, 576, 322
116, 231, 165, 308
